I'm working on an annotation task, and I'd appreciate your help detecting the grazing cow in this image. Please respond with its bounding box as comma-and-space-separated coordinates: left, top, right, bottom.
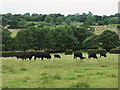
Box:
81, 57, 86, 59
74, 52, 85, 60
44, 53, 52, 60
88, 53, 98, 59
16, 54, 25, 60
24, 52, 34, 60
100, 53, 107, 58
16, 52, 34, 60
54, 54, 61, 58
34, 52, 52, 60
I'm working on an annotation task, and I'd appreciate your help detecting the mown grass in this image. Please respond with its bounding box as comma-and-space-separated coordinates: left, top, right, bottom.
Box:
2, 53, 118, 88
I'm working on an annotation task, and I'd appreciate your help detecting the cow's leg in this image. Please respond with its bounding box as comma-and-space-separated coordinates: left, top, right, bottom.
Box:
80, 57, 83, 60
73, 56, 76, 60
41, 57, 43, 61
29, 57, 31, 60
34, 56, 36, 60
16, 57, 18, 60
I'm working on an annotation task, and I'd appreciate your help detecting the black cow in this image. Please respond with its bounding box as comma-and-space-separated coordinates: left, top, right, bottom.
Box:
16, 52, 34, 60
54, 54, 61, 58
16, 54, 25, 60
88, 53, 98, 59
44, 53, 52, 60
24, 52, 34, 60
73, 52, 85, 60
34, 52, 52, 60
100, 53, 107, 58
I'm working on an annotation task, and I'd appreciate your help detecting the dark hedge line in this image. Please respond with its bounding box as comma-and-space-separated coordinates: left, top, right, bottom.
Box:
1, 51, 43, 57
88, 49, 107, 54
65, 50, 73, 55
110, 49, 120, 54
1, 52, 24, 57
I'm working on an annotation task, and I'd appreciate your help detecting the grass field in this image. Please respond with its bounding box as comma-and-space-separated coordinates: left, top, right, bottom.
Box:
92, 24, 118, 35
2, 53, 118, 88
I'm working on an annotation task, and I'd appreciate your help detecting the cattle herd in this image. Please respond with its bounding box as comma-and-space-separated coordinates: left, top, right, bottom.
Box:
16, 52, 107, 61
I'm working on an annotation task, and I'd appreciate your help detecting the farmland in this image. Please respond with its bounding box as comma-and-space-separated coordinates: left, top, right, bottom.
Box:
2, 53, 118, 88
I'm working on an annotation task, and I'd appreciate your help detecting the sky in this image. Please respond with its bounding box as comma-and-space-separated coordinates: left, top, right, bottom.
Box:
0, 0, 119, 16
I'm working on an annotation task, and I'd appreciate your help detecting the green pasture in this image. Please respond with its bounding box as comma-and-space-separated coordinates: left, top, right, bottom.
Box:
2, 53, 118, 88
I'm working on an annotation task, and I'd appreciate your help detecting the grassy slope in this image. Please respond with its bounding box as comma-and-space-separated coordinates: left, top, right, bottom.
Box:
8, 23, 119, 37
92, 24, 118, 35
2, 53, 118, 88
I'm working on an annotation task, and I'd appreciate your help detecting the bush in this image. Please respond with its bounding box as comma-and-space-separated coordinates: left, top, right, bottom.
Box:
88, 49, 107, 54
88, 49, 97, 54
65, 49, 73, 55
2, 52, 24, 57
110, 49, 120, 54
1, 51, 36, 57
96, 49, 107, 54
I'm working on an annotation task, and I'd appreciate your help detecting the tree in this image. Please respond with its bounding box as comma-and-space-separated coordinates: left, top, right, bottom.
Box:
5, 13, 12, 19
103, 18, 109, 25
109, 17, 118, 24
8, 19, 19, 29
24, 13, 30, 16
18, 19, 27, 28
65, 19, 71, 25
1, 28, 13, 51
99, 30, 119, 51
43, 28, 56, 51
97, 20, 104, 25
83, 35, 99, 49
16, 27, 37, 51
73, 26, 94, 49
86, 14, 95, 25
44, 15, 53, 23
56, 16, 63, 25
2, 16, 8, 27
54, 25, 79, 50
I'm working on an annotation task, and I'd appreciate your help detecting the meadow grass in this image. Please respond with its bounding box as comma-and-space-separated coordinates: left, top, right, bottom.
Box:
2, 53, 118, 88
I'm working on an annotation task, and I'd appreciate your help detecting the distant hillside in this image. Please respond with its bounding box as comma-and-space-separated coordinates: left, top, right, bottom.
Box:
8, 24, 119, 38
92, 24, 118, 35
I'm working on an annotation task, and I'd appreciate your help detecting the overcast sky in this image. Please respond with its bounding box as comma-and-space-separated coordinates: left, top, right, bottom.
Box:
0, 0, 119, 16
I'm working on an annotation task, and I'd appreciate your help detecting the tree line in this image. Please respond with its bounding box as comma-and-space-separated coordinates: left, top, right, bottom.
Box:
1, 11, 120, 29
1, 24, 119, 52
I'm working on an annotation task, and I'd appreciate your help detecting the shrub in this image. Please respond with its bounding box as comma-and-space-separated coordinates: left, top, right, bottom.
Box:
88, 49, 107, 54
1, 51, 44, 57
88, 49, 97, 54
110, 49, 120, 54
65, 49, 73, 55
2, 52, 23, 57
96, 49, 107, 54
